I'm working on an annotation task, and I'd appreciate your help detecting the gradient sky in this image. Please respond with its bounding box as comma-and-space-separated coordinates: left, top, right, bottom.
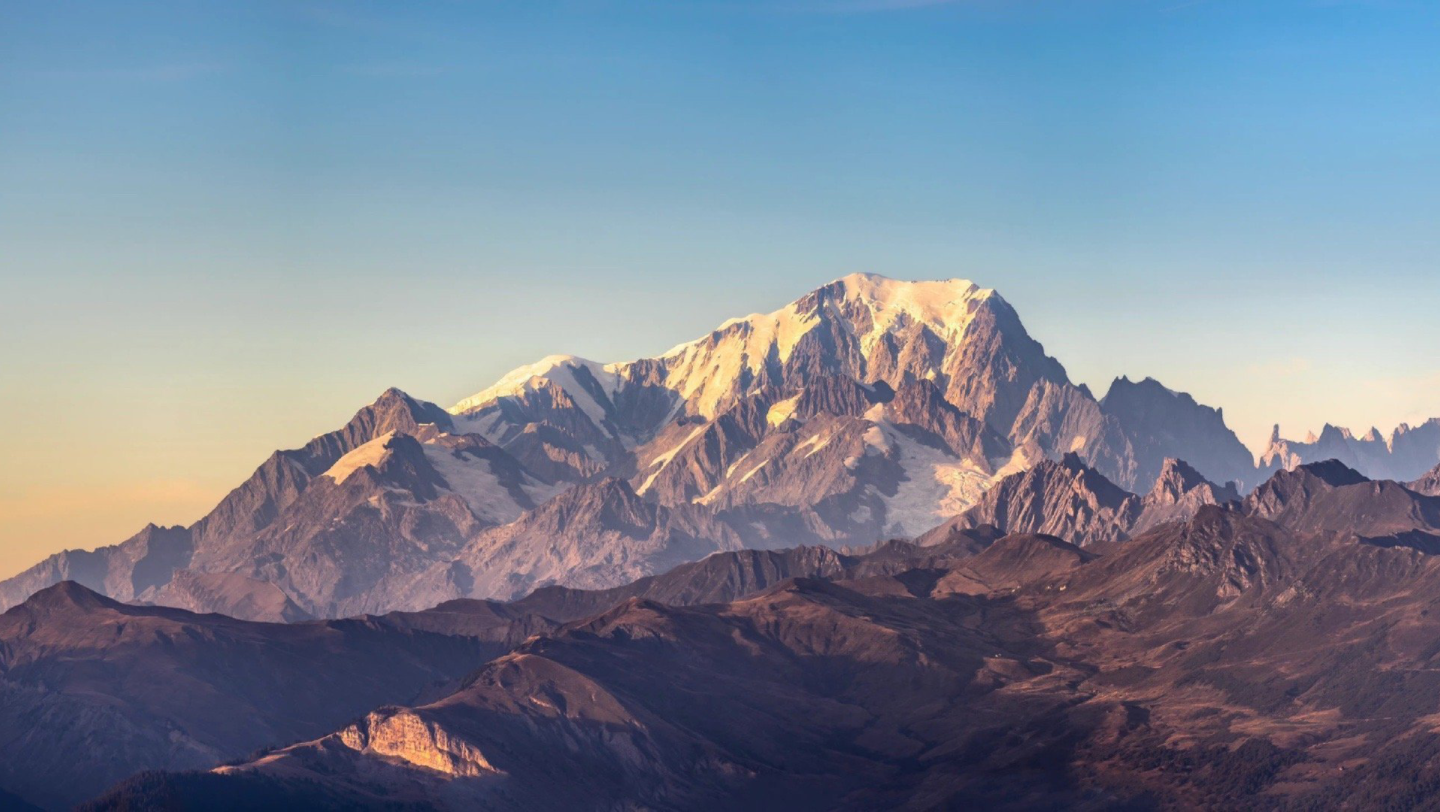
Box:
1, 0, 1437, 578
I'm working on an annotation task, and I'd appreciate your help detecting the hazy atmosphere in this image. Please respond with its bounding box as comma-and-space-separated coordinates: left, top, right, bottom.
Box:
2, 0, 1437, 578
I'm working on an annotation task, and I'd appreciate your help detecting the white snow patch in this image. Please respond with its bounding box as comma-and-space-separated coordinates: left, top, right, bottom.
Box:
862, 425, 891, 455
635, 423, 709, 495
447, 275, 997, 434
868, 425, 999, 538
834, 273, 993, 357
421, 443, 530, 525
794, 432, 831, 458
657, 301, 820, 418
738, 458, 770, 484
767, 394, 801, 427
323, 432, 396, 483
725, 450, 755, 478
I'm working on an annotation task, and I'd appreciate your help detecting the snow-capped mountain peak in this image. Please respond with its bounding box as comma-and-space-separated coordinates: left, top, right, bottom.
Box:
448, 274, 1015, 439
830, 272, 994, 348
450, 354, 618, 421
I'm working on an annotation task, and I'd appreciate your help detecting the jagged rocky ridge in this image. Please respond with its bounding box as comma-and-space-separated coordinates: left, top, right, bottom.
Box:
81, 460, 1440, 810
2, 274, 1435, 621
1261, 419, 1440, 482
921, 454, 1240, 548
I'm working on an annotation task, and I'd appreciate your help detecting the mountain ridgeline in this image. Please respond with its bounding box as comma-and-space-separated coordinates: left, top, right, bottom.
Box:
64, 457, 1440, 811
2, 274, 1436, 623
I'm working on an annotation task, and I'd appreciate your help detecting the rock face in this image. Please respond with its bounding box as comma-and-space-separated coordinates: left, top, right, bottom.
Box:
920, 453, 1141, 547
1098, 376, 1256, 491
1408, 462, 1440, 496
1245, 459, 1440, 542
13, 273, 1427, 622
0, 582, 510, 809
1129, 456, 1242, 535
93, 468, 1440, 810
150, 570, 312, 623
919, 454, 1239, 548
393, 478, 824, 604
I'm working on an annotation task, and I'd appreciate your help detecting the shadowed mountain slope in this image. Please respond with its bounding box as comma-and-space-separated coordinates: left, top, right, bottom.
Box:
0, 583, 520, 809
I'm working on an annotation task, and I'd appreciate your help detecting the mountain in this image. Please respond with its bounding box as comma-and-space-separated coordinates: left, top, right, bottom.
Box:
1128, 455, 1243, 535
0, 582, 511, 809
0, 274, 1294, 619
450, 274, 1256, 498
505, 523, 1004, 623
919, 454, 1239, 548
1261, 418, 1440, 482
1097, 375, 1256, 491
98, 464, 1440, 809
0, 388, 534, 617
1244, 459, 1440, 543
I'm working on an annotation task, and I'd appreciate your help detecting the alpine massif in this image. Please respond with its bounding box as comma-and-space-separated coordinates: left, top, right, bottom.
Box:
4, 274, 1317, 620
1, 268, 1439, 809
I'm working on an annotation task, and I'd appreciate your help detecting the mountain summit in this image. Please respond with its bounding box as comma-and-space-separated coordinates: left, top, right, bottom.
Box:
1, 274, 1431, 619
448, 273, 1062, 453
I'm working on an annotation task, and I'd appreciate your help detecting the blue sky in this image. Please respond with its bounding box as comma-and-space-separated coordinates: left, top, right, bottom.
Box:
1, 0, 1437, 574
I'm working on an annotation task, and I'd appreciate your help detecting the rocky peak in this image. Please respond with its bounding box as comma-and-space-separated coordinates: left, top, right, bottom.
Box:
8, 580, 113, 617
1264, 418, 1440, 483
1245, 459, 1369, 520
920, 454, 1139, 548
343, 388, 455, 446
1149, 458, 1209, 503
1099, 376, 1256, 492
1295, 459, 1371, 488
1411, 463, 1440, 497
1145, 457, 1238, 507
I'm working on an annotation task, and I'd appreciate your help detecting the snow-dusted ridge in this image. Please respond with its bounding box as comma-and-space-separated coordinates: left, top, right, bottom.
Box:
449, 354, 620, 423
448, 272, 998, 427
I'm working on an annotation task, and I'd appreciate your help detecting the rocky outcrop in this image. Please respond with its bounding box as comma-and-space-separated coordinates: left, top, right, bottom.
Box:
394, 478, 838, 605
1411, 462, 1440, 496
336, 709, 499, 777
1245, 459, 1440, 539
921, 455, 1240, 549
0, 523, 192, 612
151, 569, 312, 623
1129, 457, 1241, 535
920, 453, 1141, 547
